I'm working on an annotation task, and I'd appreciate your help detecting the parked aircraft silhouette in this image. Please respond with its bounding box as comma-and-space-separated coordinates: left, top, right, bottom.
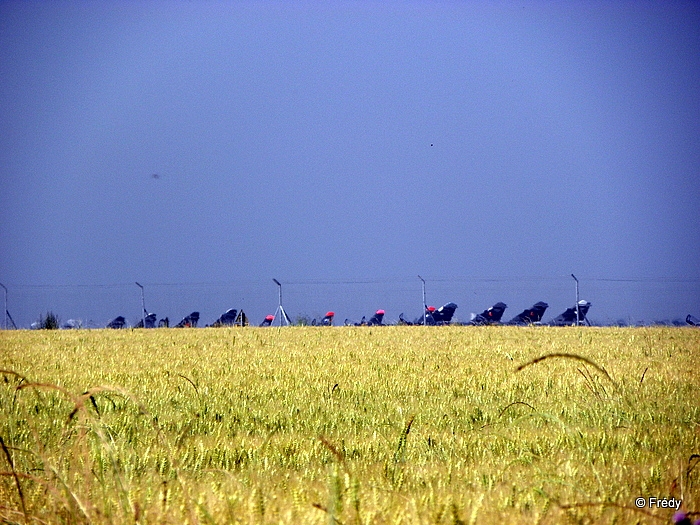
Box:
106, 316, 127, 329
260, 314, 274, 327
367, 309, 385, 326
506, 302, 549, 325
210, 308, 238, 327
399, 306, 435, 325
135, 311, 157, 328
344, 310, 385, 326
424, 306, 437, 324
399, 302, 458, 325
175, 312, 200, 328
312, 311, 335, 326
549, 301, 591, 326
433, 302, 458, 324
469, 302, 508, 325
686, 314, 700, 326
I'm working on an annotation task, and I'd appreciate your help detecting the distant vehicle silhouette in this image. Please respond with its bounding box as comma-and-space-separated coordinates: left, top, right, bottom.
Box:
469, 302, 508, 325
175, 311, 200, 328
106, 316, 127, 329
686, 314, 700, 326
506, 301, 549, 325
549, 301, 591, 326
260, 314, 274, 327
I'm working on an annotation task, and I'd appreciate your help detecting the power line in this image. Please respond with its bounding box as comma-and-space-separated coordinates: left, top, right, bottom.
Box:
6, 276, 698, 289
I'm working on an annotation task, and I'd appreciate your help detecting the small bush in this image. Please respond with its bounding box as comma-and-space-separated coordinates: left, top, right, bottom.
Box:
38, 311, 60, 330
294, 314, 313, 326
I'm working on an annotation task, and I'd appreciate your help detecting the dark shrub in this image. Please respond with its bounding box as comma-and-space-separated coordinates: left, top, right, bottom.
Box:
39, 311, 60, 330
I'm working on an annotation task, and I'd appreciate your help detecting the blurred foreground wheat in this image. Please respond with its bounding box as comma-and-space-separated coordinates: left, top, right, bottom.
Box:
1, 326, 698, 524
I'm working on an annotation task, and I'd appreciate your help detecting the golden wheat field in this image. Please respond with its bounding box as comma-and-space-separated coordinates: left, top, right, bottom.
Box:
0, 326, 698, 524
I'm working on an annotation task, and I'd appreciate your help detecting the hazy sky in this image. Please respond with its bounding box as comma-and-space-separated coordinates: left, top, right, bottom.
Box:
1, 1, 699, 326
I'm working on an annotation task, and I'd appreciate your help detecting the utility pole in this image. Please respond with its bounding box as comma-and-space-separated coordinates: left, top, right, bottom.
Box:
418, 275, 427, 326
135, 282, 146, 328
272, 279, 291, 326
571, 274, 580, 326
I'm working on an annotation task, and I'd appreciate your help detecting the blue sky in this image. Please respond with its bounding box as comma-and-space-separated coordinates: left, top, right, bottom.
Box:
1, 1, 699, 326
